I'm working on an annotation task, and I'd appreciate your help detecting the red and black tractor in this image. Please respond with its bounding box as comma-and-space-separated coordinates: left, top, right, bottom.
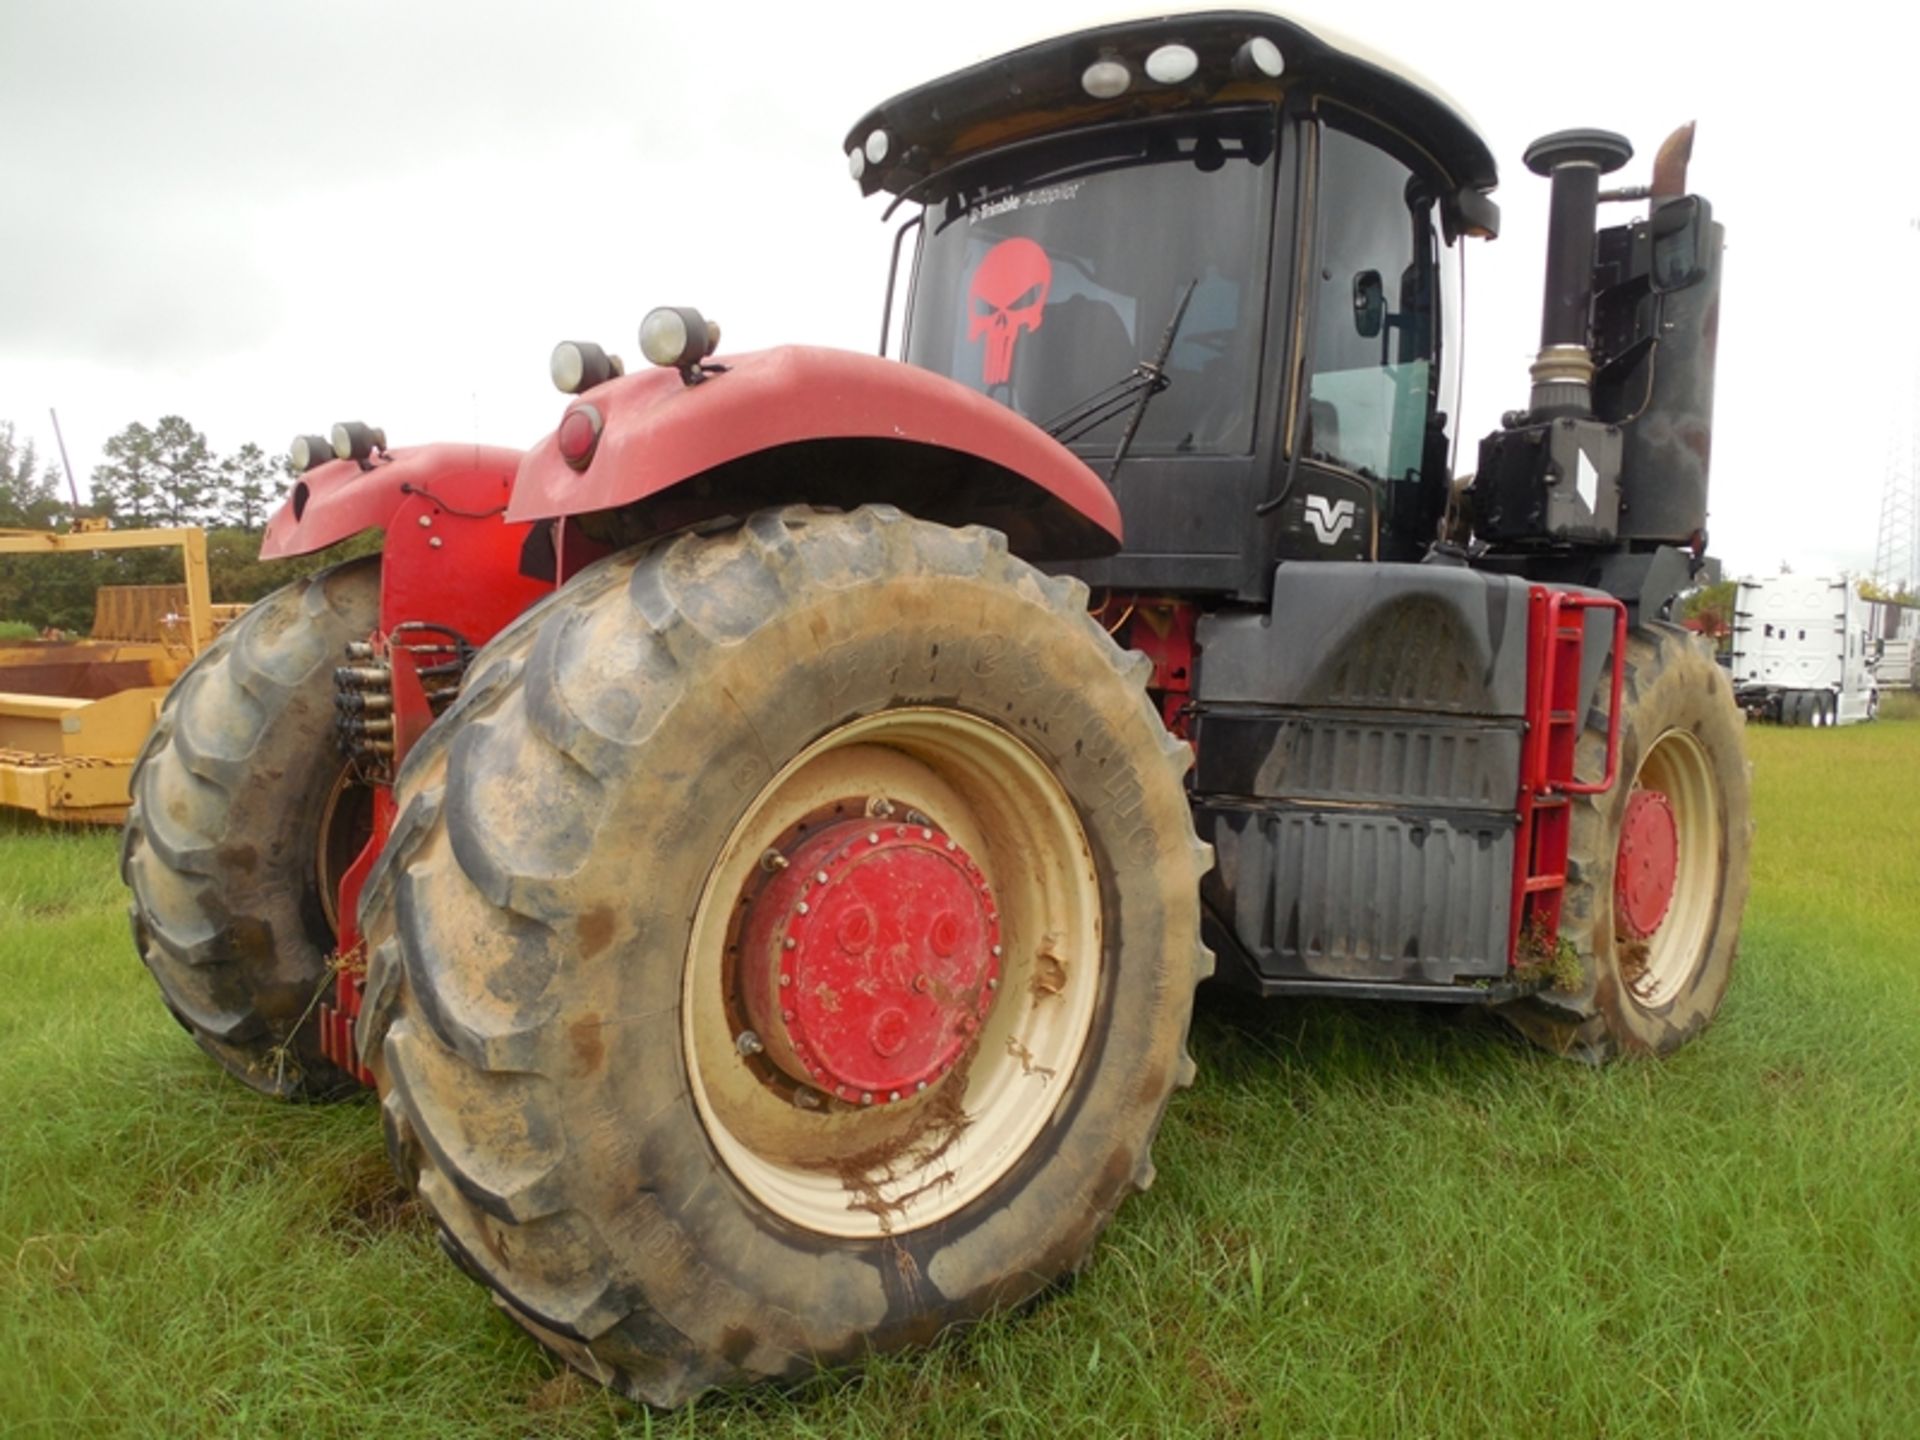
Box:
123, 11, 1750, 1407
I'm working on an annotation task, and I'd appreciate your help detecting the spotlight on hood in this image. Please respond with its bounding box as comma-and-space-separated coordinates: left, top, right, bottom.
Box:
550, 340, 624, 395
289, 434, 334, 473
330, 421, 386, 463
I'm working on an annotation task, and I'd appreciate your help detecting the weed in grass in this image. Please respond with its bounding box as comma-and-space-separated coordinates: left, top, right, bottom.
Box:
2, 725, 1919, 1436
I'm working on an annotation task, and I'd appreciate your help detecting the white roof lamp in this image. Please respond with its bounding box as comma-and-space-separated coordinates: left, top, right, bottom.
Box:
844, 8, 1500, 213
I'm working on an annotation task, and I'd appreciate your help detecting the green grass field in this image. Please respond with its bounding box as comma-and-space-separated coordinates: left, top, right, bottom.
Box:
4, 720, 1917, 1438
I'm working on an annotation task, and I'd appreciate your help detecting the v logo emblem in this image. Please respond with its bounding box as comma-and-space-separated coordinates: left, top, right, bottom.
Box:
1304, 494, 1357, 545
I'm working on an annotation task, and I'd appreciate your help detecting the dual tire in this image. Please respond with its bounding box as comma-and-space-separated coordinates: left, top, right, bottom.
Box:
1784, 690, 1834, 727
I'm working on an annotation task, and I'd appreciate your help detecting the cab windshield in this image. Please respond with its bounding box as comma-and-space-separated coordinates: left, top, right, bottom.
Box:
905, 110, 1277, 457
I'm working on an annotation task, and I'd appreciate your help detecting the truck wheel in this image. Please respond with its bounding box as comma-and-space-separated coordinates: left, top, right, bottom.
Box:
1500, 624, 1751, 1061
122, 556, 380, 1099
356, 506, 1210, 1406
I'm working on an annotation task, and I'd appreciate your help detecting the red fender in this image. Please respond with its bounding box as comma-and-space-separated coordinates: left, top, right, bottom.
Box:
261, 443, 559, 648
510, 346, 1123, 559
261, 443, 524, 560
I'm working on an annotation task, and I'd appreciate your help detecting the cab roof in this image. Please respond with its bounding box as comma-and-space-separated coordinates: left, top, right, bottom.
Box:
844, 9, 1499, 203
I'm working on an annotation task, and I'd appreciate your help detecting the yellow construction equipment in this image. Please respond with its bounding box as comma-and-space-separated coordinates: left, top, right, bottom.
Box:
0, 526, 228, 824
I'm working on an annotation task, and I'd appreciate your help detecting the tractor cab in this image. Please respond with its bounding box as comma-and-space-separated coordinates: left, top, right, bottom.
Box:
851, 11, 1502, 596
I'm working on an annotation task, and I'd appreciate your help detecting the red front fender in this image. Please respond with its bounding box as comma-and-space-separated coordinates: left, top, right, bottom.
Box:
261, 443, 524, 560
509, 346, 1122, 560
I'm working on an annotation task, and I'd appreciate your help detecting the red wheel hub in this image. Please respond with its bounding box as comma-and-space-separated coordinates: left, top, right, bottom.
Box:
1614, 788, 1678, 940
738, 817, 1001, 1103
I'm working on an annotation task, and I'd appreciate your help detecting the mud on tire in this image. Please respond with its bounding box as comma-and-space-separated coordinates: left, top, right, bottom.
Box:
356, 506, 1212, 1405
1501, 624, 1752, 1061
122, 557, 380, 1099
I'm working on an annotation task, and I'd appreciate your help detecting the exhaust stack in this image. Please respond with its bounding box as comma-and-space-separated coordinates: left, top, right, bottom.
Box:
1523, 128, 1632, 418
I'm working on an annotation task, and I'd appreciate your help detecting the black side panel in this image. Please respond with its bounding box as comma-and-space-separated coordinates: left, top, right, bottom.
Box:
1200, 805, 1514, 983
1192, 562, 1532, 989
1592, 200, 1724, 546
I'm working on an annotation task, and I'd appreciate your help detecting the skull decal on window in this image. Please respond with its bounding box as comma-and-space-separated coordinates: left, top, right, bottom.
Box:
967, 237, 1051, 387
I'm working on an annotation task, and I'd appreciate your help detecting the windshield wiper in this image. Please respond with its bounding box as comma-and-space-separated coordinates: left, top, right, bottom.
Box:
1042, 278, 1197, 485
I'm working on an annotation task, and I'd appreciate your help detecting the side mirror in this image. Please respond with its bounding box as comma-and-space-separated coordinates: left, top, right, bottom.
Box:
1352, 270, 1386, 338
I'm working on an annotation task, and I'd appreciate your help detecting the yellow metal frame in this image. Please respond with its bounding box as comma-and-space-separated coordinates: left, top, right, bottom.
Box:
0, 526, 214, 653
0, 526, 216, 825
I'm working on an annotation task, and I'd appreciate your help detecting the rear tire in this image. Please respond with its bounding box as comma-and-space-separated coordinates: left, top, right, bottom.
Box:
122, 557, 380, 1099
356, 507, 1211, 1405
1500, 625, 1751, 1061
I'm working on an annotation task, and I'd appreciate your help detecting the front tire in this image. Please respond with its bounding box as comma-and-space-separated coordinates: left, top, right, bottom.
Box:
356, 507, 1211, 1405
121, 557, 380, 1099
1501, 625, 1751, 1061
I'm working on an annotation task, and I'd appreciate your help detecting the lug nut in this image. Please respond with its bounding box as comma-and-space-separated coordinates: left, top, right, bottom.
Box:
761, 849, 789, 872
735, 1030, 764, 1056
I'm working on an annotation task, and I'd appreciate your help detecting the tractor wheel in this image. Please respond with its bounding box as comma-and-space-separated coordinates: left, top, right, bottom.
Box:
1500, 624, 1751, 1062
122, 556, 381, 1099
355, 506, 1210, 1406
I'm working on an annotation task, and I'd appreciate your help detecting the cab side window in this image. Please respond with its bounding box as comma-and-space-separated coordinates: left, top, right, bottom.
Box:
1305, 123, 1443, 484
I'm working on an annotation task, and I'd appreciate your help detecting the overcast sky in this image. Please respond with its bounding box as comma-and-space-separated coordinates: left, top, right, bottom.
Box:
2, 0, 1914, 582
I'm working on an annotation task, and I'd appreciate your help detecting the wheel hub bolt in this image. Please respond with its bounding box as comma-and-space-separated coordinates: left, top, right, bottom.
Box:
735, 1030, 764, 1056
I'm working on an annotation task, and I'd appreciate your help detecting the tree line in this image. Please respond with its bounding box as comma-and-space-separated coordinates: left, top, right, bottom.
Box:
1, 416, 373, 634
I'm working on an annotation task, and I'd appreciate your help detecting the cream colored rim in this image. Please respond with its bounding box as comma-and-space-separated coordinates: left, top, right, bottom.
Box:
682, 708, 1102, 1239
314, 764, 371, 942
1626, 728, 1721, 1009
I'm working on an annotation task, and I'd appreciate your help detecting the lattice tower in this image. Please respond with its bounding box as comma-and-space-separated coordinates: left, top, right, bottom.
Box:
1873, 219, 1920, 594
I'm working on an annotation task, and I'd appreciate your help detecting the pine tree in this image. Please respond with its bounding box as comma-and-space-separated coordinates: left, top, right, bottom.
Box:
151, 415, 215, 525
92, 421, 161, 522
0, 420, 64, 527
216, 442, 286, 532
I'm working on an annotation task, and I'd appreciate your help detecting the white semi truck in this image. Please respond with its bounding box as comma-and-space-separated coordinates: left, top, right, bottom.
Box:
1729, 574, 1881, 726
